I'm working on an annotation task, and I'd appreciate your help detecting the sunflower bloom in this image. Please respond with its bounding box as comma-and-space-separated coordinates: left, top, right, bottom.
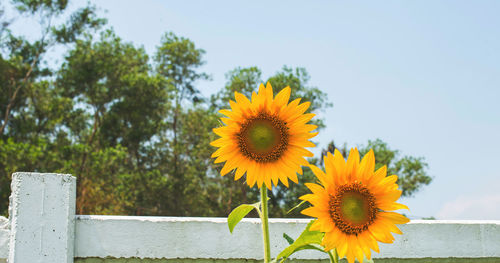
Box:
211, 83, 318, 189
301, 148, 410, 263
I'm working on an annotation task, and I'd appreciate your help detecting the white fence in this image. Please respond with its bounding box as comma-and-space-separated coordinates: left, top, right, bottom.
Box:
0, 172, 499, 263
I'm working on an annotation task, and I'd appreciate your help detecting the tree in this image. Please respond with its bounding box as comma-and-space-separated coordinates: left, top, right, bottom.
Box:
210, 66, 262, 110
56, 30, 171, 214
322, 139, 432, 197
0, 0, 105, 216
266, 66, 333, 130
359, 139, 432, 197
152, 32, 210, 215
0, 0, 105, 137
268, 138, 433, 218
0, 0, 433, 218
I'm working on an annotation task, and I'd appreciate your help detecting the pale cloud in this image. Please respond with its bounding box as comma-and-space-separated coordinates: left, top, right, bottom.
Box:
437, 193, 500, 220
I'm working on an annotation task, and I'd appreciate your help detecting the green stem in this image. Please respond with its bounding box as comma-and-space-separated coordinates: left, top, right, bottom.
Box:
260, 187, 271, 263
328, 248, 339, 263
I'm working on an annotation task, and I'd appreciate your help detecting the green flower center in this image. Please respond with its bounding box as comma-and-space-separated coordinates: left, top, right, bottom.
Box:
237, 112, 289, 163
329, 182, 377, 235
340, 192, 371, 225
247, 120, 279, 153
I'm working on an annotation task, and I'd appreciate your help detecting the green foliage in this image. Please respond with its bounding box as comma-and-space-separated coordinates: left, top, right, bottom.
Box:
273, 138, 432, 218
13, 0, 69, 14
0, 138, 56, 216
321, 139, 432, 197
275, 220, 376, 263
273, 220, 325, 263
210, 66, 262, 110
0, 0, 432, 218
359, 139, 432, 197
266, 66, 333, 130
152, 32, 212, 216
227, 201, 261, 233
52, 5, 107, 43
211, 65, 332, 129
155, 31, 209, 103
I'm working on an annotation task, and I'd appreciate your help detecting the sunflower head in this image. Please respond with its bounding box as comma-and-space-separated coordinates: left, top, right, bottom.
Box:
301, 148, 410, 263
211, 83, 318, 189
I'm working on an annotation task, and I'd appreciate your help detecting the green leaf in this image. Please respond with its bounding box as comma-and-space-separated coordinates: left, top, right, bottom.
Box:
286, 200, 307, 214
276, 220, 325, 262
227, 202, 261, 233
283, 233, 295, 245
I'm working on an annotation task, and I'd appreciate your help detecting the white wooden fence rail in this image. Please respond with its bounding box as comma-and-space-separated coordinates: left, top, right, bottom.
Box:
0, 172, 499, 263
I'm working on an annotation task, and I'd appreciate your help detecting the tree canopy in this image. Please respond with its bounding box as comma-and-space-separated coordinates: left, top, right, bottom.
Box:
0, 0, 432, 218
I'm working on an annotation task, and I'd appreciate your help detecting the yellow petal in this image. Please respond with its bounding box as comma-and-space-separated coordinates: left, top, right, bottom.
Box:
356, 233, 372, 260
273, 86, 291, 108
336, 236, 349, 259
246, 164, 258, 187
368, 165, 387, 187
278, 171, 289, 187
265, 175, 273, 190
332, 149, 347, 184
378, 202, 409, 211
305, 183, 324, 194
289, 172, 299, 184
288, 113, 315, 126
291, 146, 314, 157
358, 149, 374, 181
213, 126, 237, 137
309, 164, 331, 187
346, 249, 355, 263
369, 221, 395, 243
350, 237, 364, 263
279, 98, 302, 119
234, 92, 254, 115
346, 148, 360, 182
289, 139, 315, 148
301, 207, 322, 218
211, 145, 237, 158
210, 138, 232, 147
234, 167, 246, 180
265, 82, 274, 106
379, 211, 410, 224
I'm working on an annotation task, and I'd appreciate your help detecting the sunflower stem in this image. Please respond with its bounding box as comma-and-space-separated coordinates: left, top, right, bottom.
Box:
328, 251, 334, 263
328, 248, 339, 263
260, 187, 271, 263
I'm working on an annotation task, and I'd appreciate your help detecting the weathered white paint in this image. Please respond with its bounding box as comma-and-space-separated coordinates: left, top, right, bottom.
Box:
7, 172, 76, 263
74, 216, 500, 260
0, 172, 499, 262
0, 216, 8, 260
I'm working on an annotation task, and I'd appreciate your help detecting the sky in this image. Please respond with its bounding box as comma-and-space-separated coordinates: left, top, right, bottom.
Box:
8, 0, 500, 219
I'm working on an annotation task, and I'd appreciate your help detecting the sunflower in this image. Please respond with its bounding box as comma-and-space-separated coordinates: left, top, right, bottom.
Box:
211, 83, 318, 189
301, 148, 410, 263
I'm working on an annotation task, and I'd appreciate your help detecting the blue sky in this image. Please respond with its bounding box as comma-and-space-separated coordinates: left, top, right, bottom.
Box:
9, 0, 500, 219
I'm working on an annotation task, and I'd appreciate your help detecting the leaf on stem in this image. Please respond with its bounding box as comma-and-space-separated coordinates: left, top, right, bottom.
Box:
286, 200, 307, 214
275, 220, 325, 262
227, 201, 261, 233
283, 233, 295, 245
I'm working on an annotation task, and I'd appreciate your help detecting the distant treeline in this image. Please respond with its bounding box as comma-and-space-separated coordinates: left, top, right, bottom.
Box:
0, 0, 431, 217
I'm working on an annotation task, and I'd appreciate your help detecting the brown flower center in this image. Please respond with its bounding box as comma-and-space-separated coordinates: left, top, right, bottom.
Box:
237, 112, 289, 163
329, 182, 377, 235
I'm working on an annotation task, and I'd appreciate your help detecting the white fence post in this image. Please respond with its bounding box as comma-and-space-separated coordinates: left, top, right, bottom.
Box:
8, 173, 76, 263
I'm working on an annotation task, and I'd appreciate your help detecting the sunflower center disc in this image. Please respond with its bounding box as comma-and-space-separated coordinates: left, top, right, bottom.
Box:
329, 182, 377, 235
340, 192, 371, 225
237, 112, 289, 163
247, 120, 279, 153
